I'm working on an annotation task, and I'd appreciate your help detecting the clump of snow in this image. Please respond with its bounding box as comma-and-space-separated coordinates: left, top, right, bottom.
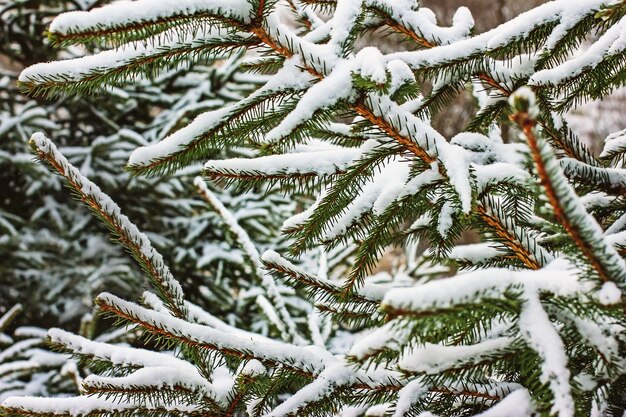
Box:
354, 47, 388, 85
600, 128, 626, 160
449, 243, 501, 263
597, 282, 622, 305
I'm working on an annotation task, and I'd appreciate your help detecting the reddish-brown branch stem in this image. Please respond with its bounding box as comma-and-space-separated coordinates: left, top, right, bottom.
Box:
478, 73, 510, 96
511, 113, 610, 282
476, 205, 541, 270
353, 103, 435, 164
383, 18, 434, 48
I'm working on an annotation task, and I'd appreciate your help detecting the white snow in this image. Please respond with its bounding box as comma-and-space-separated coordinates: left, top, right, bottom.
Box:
263, 59, 355, 144
321, 159, 407, 240
96, 292, 334, 374
518, 290, 573, 417
449, 243, 501, 264
19, 28, 234, 85
597, 282, 622, 305
354, 47, 388, 85
2, 396, 195, 415
600, 128, 626, 160
390, 1, 606, 70
392, 378, 429, 417
49, 0, 252, 35
474, 390, 534, 417
128, 59, 315, 167
205, 140, 376, 178
437, 200, 455, 238
398, 337, 514, 374
382, 261, 584, 313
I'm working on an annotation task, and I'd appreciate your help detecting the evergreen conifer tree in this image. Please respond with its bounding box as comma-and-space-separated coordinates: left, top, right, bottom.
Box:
2, 0, 626, 416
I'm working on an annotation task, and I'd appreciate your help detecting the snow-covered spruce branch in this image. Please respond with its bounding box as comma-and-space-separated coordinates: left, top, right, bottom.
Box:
45, 0, 254, 47
510, 89, 626, 287
18, 29, 258, 97
28, 133, 188, 319
94, 292, 330, 375
194, 177, 305, 345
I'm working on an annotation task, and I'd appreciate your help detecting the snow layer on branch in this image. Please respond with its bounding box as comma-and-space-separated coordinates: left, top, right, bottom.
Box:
354, 47, 387, 85
561, 158, 626, 191
127, 105, 226, 167
83, 366, 233, 406
519, 290, 573, 417
348, 321, 409, 360
282, 189, 326, 231
449, 243, 501, 264
474, 390, 534, 417
387, 60, 416, 95
600, 128, 626, 159
530, 15, 626, 85
437, 200, 455, 238
322, 159, 409, 240
49, 0, 252, 35
263, 59, 355, 144
205, 140, 377, 177
364, 94, 474, 212
438, 143, 472, 213
398, 337, 514, 374
329, 0, 363, 50
536, 135, 626, 284
143, 292, 279, 345
264, 362, 355, 417
392, 379, 429, 417
474, 163, 529, 193
372, 163, 410, 215
382, 260, 584, 313
596, 282, 622, 305
389, 0, 606, 70
19, 28, 232, 84
398, 163, 442, 199
1, 396, 195, 415
47, 328, 186, 369
97, 293, 334, 373
366, 0, 473, 44
29, 133, 187, 316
